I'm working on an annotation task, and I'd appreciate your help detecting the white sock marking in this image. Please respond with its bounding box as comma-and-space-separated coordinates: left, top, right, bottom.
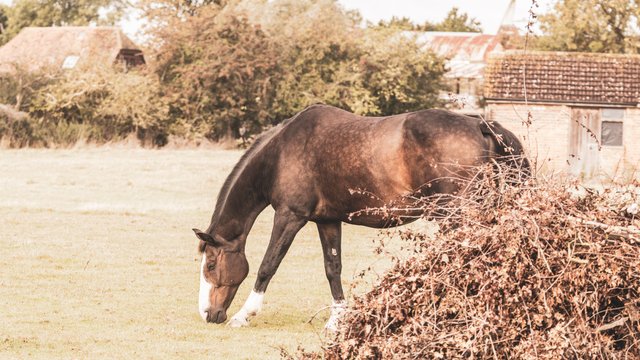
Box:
198, 253, 213, 322
243, 290, 264, 315
325, 299, 346, 331
228, 290, 264, 327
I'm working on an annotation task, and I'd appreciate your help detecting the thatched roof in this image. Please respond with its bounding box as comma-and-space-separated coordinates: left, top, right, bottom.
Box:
484, 51, 640, 105
0, 26, 145, 73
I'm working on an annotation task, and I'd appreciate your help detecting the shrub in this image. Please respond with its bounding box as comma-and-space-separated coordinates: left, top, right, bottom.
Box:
28, 66, 169, 146
0, 63, 56, 112
0, 104, 40, 147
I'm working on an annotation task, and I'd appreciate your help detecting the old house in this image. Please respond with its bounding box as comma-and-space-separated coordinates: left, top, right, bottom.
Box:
484, 51, 640, 179
0, 26, 145, 73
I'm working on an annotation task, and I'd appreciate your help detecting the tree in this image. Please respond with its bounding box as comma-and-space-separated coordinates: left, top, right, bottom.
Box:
253, 0, 368, 119
145, 1, 281, 140
425, 7, 482, 32
248, 0, 448, 116
358, 30, 448, 115
142, 0, 449, 141
373, 7, 482, 33
2, 0, 128, 44
375, 16, 419, 31
535, 0, 640, 53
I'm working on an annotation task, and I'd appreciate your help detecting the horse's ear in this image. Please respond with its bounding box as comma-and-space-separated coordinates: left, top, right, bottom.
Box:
192, 228, 219, 246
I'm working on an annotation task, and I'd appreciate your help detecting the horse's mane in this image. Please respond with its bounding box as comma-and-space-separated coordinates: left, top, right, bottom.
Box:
207, 114, 298, 233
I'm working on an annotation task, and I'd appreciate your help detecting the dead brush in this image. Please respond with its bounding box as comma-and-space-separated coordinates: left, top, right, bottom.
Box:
305, 161, 640, 359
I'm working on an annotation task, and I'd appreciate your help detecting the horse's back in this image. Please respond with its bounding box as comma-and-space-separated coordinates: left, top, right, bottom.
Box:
263, 105, 491, 224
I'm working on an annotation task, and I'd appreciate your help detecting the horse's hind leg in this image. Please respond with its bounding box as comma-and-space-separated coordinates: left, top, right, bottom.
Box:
317, 221, 346, 331
228, 210, 307, 327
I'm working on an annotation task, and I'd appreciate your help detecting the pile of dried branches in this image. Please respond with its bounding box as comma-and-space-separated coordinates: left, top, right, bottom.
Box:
322, 166, 640, 359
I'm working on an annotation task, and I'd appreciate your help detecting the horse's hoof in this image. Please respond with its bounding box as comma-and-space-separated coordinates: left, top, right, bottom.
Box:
227, 316, 249, 328
324, 319, 338, 332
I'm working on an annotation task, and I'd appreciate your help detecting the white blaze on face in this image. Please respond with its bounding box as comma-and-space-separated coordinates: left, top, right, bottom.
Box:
199, 253, 213, 322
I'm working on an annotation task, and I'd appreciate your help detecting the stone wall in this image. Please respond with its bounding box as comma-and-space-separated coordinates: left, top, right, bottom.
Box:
485, 102, 639, 179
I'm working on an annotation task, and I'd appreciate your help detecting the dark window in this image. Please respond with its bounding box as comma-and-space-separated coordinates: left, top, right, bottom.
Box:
116, 49, 146, 69
601, 121, 623, 146
600, 109, 624, 147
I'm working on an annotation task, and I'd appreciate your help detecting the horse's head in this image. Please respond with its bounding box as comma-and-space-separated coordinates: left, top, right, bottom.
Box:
193, 229, 249, 324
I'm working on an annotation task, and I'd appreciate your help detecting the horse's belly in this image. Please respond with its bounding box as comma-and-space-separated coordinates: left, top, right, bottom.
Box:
309, 190, 422, 228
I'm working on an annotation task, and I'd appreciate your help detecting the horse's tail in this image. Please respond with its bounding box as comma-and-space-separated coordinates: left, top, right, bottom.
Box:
480, 120, 531, 178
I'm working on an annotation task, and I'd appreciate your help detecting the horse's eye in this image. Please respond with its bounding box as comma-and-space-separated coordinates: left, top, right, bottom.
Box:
207, 263, 216, 271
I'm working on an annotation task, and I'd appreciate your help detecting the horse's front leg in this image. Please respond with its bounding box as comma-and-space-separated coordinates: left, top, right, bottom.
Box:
317, 221, 346, 331
228, 210, 307, 327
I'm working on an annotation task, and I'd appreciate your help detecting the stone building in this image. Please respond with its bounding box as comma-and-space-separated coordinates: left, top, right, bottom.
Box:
484, 51, 640, 179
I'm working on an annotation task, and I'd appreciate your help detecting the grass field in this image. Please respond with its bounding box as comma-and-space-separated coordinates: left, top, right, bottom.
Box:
0, 148, 404, 359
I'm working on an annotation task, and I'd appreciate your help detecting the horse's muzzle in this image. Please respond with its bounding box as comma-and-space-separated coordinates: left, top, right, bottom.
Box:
206, 308, 227, 324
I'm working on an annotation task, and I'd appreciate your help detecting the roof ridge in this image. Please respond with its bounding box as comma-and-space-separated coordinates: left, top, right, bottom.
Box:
499, 50, 640, 59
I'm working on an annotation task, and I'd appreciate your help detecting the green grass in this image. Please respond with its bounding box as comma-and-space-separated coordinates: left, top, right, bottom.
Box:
0, 148, 401, 359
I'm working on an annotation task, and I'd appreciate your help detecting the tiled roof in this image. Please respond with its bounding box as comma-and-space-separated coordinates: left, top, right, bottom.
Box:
484, 51, 640, 105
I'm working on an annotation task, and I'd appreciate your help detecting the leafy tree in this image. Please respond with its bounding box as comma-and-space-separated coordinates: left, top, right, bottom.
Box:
146, 2, 280, 140
260, 0, 447, 116
373, 7, 482, 33
535, 0, 640, 53
358, 30, 447, 115
2, 0, 128, 44
426, 7, 482, 32
142, 0, 448, 141
253, 0, 367, 119
375, 16, 418, 31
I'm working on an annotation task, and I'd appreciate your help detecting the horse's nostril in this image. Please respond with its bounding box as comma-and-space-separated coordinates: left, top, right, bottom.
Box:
218, 311, 228, 323
206, 309, 227, 324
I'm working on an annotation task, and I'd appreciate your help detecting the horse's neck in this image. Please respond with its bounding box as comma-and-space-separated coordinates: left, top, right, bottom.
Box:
209, 165, 268, 245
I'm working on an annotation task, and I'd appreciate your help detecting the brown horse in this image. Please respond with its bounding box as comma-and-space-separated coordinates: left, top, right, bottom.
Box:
193, 104, 528, 329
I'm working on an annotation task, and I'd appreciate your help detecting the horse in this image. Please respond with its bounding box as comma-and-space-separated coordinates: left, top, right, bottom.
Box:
192, 104, 529, 330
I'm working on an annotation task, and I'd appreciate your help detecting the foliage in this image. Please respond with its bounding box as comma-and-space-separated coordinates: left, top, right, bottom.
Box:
141, 0, 448, 141
20, 66, 169, 147
429, 7, 483, 32
0, 4, 8, 35
2, 0, 450, 146
0, 104, 35, 147
374, 16, 416, 31
358, 30, 447, 115
255, 0, 369, 119
374, 7, 482, 33
0, 63, 57, 112
1, 0, 128, 44
535, 0, 640, 53
146, 1, 280, 140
